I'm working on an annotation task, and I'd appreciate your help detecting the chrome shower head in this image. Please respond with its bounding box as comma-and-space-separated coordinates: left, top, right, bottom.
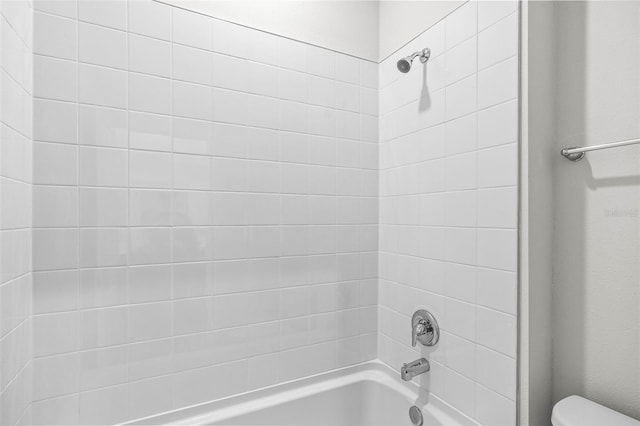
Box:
396, 48, 431, 73
397, 57, 412, 73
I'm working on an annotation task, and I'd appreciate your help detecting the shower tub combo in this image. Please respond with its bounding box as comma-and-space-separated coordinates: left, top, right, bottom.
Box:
119, 46, 470, 426
126, 361, 475, 426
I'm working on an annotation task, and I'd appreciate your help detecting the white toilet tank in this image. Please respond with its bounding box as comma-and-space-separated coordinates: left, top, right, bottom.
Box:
552, 396, 640, 426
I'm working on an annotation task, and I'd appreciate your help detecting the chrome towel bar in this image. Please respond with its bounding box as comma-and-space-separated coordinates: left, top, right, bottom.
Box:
561, 137, 640, 161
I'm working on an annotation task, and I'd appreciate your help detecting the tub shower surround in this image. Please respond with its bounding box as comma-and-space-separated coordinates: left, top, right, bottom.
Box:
0, 0, 34, 424
0, 0, 523, 424
378, 2, 519, 425
30, 0, 378, 423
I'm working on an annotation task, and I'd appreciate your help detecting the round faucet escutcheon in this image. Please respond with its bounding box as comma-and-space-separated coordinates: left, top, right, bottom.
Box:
411, 309, 440, 347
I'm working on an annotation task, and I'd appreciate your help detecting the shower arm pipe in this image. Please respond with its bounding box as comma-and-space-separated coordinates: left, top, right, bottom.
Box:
408, 50, 428, 62
560, 137, 640, 161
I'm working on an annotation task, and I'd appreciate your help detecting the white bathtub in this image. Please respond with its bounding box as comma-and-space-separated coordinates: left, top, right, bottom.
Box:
126, 361, 476, 426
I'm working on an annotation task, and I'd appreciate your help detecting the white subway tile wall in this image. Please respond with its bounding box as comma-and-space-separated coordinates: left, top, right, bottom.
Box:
377, 1, 518, 424
0, 0, 34, 424
30, 0, 378, 423
0, 0, 521, 424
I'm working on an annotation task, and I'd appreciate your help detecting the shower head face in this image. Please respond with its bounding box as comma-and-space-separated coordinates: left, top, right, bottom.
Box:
397, 57, 412, 73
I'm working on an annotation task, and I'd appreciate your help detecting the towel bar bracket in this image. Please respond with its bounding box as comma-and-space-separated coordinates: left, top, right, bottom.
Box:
560, 148, 586, 162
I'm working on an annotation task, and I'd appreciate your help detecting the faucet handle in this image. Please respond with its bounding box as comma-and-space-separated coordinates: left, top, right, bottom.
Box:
411, 321, 427, 347
411, 309, 440, 347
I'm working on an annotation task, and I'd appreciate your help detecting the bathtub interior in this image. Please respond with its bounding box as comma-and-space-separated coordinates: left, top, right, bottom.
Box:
128, 362, 477, 426
211, 381, 410, 426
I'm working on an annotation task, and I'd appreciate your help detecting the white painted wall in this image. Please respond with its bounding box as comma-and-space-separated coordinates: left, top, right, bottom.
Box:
162, 0, 467, 63
520, 2, 556, 425
552, 0, 640, 419
378, 0, 464, 62
162, 0, 380, 61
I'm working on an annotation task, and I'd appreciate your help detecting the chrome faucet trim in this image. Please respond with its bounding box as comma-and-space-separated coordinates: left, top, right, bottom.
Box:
411, 310, 439, 347
401, 358, 430, 381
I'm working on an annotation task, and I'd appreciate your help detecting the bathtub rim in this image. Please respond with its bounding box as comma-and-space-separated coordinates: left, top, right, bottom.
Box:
122, 359, 478, 426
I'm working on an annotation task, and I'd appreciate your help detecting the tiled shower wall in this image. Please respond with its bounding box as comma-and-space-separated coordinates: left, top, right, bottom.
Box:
0, 0, 33, 424
377, 2, 519, 425
30, 0, 378, 423
9, 0, 523, 424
